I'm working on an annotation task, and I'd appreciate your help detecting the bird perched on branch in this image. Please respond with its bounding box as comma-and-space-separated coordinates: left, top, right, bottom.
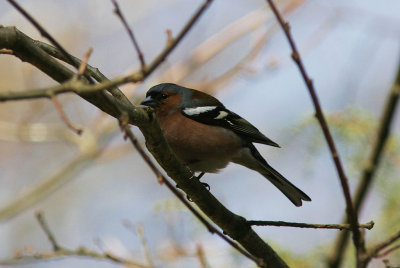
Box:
141, 83, 311, 206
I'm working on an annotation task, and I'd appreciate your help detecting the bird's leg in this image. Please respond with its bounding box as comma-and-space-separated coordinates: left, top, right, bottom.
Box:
196, 172, 205, 180
177, 172, 206, 189
193, 172, 210, 190
184, 172, 210, 202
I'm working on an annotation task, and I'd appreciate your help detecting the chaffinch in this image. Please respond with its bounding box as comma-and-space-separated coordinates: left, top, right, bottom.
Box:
141, 83, 311, 206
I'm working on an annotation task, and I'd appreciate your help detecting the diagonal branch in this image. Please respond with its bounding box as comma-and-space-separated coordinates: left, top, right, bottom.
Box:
359, 228, 400, 266
119, 115, 262, 266
328, 57, 400, 268
144, 0, 214, 76
36, 211, 61, 251
375, 244, 400, 259
264, 0, 364, 263
1, 1, 291, 266
368, 229, 400, 258
49, 48, 93, 135
6, 0, 77, 70
35, 40, 133, 106
51, 95, 83, 135
111, 0, 146, 70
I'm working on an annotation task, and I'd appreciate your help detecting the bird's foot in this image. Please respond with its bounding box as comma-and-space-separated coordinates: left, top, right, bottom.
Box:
201, 182, 210, 191
184, 172, 210, 202
190, 172, 210, 190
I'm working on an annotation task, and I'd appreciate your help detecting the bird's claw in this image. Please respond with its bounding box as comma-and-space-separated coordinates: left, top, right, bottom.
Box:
190, 172, 210, 190
201, 182, 210, 191
182, 172, 210, 201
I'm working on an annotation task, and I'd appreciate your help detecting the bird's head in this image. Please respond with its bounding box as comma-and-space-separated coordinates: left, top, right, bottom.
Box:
141, 83, 222, 115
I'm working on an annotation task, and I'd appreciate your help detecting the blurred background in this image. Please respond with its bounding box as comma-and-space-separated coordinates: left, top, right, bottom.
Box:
0, 0, 399, 267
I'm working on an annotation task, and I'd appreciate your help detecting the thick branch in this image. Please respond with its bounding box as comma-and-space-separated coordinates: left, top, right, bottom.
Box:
119, 119, 260, 265
0, 26, 132, 120
0, 13, 289, 268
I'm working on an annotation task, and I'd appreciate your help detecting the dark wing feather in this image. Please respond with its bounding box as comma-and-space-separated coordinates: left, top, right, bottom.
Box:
182, 106, 279, 147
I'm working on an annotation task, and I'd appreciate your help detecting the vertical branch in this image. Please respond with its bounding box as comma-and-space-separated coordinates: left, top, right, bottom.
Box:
264, 0, 364, 263
111, 0, 146, 70
328, 57, 400, 268
136, 224, 154, 268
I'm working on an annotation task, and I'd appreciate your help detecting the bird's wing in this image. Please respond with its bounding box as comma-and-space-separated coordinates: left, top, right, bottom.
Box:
182, 106, 279, 147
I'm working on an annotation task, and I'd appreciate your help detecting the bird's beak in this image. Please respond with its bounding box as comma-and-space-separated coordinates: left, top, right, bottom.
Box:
141, 96, 158, 107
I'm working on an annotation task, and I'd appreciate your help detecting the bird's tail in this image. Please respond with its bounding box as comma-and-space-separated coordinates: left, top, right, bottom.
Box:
234, 144, 311, 207
259, 163, 311, 207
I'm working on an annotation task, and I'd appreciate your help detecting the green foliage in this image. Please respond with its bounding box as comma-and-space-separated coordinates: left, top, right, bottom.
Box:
268, 240, 330, 268
295, 106, 378, 177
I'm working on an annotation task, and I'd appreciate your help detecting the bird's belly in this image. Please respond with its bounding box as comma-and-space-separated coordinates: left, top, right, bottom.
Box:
161, 119, 242, 173
186, 158, 230, 173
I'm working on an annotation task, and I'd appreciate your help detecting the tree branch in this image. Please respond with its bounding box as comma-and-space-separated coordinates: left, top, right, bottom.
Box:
0, 212, 149, 267
1, 1, 292, 266
111, 0, 146, 70
249, 220, 374, 230
119, 115, 262, 266
6, 0, 77, 68
328, 57, 400, 268
363, 229, 400, 265
265, 0, 364, 264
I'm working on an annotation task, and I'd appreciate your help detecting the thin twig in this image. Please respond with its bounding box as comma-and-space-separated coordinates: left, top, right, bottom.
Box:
123, 221, 155, 268
375, 244, 400, 258
0, 247, 149, 267
77, 48, 93, 77
368, 229, 400, 259
136, 224, 154, 268
60, 41, 92, 132
145, 0, 214, 75
7, 0, 77, 69
118, 114, 262, 266
196, 244, 208, 268
51, 95, 83, 135
265, 0, 363, 258
0, 69, 140, 102
35, 211, 61, 251
0, 0, 215, 103
35, 41, 133, 106
29, 212, 149, 267
248, 220, 374, 230
111, 0, 146, 70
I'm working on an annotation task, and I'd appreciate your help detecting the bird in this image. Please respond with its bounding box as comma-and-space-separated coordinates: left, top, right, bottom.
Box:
141, 83, 311, 206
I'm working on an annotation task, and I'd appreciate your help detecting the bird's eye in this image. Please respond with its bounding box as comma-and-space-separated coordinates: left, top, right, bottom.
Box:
160, 93, 169, 99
